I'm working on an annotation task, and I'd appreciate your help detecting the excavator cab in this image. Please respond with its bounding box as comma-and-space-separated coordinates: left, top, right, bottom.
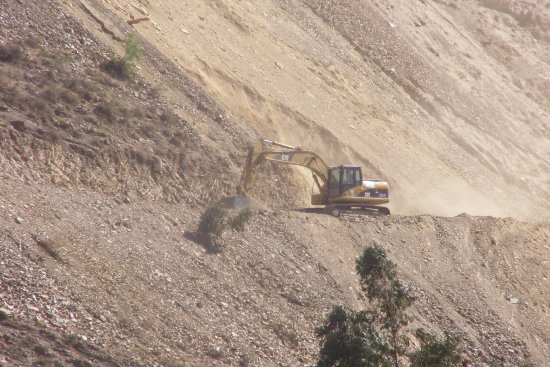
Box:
328, 166, 362, 198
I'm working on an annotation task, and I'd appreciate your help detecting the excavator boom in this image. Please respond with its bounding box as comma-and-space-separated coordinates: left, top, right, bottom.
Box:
237, 139, 329, 197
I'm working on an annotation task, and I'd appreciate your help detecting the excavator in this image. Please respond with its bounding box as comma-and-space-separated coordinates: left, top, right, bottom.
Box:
224, 139, 390, 216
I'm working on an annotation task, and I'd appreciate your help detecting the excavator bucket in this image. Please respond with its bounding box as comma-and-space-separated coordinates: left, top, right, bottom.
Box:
222, 140, 263, 210
221, 195, 251, 210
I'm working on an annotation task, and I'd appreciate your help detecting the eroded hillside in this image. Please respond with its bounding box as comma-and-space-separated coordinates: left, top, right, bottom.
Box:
1, 0, 550, 366
79, 0, 550, 219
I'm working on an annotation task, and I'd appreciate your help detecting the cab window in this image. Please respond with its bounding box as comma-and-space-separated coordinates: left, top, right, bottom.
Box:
328, 169, 341, 198
342, 167, 362, 193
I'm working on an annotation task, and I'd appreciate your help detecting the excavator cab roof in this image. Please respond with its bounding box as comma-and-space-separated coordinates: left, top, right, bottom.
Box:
329, 165, 361, 169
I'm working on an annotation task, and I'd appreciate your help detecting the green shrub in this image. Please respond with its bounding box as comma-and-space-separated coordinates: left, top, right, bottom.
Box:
101, 34, 142, 81
125, 33, 142, 62
228, 208, 252, 232
197, 201, 227, 251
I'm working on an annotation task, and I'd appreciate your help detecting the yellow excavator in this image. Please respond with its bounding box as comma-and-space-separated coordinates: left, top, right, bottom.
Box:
224, 139, 390, 216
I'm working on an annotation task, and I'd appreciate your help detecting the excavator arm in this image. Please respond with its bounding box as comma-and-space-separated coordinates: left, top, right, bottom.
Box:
237, 139, 329, 198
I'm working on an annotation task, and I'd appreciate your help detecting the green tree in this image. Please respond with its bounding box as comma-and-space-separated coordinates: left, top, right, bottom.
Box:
356, 244, 416, 367
316, 306, 392, 367
316, 243, 463, 367
409, 329, 462, 367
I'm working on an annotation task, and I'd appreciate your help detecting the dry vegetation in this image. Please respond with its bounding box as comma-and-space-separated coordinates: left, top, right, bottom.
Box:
0, 8, 237, 206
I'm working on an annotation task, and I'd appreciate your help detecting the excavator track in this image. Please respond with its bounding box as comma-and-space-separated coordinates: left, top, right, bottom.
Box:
298, 205, 390, 217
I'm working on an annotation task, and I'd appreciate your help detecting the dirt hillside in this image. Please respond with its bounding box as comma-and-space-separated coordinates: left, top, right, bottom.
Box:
77, 0, 550, 220
1, 0, 550, 366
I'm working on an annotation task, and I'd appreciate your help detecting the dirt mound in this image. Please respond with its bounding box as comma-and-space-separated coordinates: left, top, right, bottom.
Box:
2, 0, 550, 366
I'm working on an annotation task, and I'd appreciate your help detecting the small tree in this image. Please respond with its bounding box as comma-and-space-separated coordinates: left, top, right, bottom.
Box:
101, 33, 142, 80
409, 329, 462, 367
356, 244, 415, 367
316, 305, 392, 367
197, 201, 227, 251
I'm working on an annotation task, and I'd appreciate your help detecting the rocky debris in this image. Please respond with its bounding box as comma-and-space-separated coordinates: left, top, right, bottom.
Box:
0, 221, 121, 365
0, 316, 118, 366
2, 178, 549, 366
0, 179, 342, 366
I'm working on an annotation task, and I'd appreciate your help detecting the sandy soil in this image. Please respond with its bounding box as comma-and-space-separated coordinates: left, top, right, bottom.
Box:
82, 0, 550, 220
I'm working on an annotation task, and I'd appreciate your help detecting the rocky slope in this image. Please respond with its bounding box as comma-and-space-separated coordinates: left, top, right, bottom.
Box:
2, 176, 549, 366
1, 0, 550, 366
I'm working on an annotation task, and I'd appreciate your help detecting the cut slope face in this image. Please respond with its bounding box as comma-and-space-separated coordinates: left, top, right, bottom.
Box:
91, 0, 550, 219
0, 0, 306, 210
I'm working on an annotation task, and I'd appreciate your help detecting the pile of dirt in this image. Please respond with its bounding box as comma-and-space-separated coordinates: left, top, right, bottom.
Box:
1, 0, 550, 366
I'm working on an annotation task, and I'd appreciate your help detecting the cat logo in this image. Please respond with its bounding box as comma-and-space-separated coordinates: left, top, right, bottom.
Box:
275, 153, 293, 161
